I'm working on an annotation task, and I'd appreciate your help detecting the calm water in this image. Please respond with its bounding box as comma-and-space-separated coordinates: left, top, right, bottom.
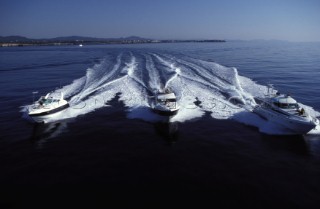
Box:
1, 42, 320, 208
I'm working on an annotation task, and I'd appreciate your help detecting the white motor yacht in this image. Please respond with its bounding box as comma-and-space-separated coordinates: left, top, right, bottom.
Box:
151, 88, 179, 116
253, 86, 318, 134
28, 91, 69, 123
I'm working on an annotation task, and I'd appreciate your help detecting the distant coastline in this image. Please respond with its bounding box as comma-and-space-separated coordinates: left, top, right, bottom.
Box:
0, 35, 226, 47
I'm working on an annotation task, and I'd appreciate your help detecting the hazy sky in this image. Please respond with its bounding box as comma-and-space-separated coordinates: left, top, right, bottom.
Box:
1, 0, 319, 41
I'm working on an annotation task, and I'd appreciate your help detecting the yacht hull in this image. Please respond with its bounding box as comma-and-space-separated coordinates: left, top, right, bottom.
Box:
28, 104, 69, 123
253, 106, 316, 134
153, 108, 179, 116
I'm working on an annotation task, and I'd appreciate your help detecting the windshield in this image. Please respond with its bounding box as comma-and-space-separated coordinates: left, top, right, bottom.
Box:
157, 99, 176, 108
274, 102, 299, 109
39, 98, 59, 105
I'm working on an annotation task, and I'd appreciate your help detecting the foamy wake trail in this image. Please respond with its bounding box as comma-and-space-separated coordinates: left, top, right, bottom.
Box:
23, 52, 320, 135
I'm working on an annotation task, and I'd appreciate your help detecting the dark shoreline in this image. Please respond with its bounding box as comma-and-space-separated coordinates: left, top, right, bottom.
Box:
0, 39, 226, 47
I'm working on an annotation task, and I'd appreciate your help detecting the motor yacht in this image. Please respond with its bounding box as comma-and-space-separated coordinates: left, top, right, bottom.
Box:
151, 88, 179, 116
253, 86, 318, 134
27, 91, 69, 123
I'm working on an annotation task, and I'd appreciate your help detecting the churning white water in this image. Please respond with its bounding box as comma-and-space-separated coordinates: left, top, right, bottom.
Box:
23, 52, 320, 134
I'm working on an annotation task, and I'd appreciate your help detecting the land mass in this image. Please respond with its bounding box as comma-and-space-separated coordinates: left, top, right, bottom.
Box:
0, 35, 226, 47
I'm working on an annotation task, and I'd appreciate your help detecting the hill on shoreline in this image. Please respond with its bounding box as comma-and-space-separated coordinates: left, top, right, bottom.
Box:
0, 35, 151, 43
0, 35, 226, 46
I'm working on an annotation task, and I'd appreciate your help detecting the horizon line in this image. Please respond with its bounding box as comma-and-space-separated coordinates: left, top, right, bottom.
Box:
1, 35, 319, 43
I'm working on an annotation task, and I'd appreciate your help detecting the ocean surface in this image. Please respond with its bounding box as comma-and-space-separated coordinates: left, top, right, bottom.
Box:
1, 41, 320, 208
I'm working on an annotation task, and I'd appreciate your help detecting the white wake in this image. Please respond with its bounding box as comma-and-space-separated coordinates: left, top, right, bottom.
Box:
22, 52, 320, 135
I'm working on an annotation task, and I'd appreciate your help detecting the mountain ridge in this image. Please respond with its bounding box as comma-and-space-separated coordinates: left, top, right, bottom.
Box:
0, 35, 151, 42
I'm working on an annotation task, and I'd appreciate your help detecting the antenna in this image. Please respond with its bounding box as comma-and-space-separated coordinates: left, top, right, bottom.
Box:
267, 84, 273, 96
32, 91, 38, 103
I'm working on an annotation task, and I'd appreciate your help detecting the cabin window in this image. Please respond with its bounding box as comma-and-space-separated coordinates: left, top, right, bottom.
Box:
279, 103, 287, 108
278, 103, 298, 109
273, 102, 280, 107
287, 103, 299, 109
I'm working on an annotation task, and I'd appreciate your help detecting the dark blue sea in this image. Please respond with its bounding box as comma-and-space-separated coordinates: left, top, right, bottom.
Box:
1, 41, 320, 208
